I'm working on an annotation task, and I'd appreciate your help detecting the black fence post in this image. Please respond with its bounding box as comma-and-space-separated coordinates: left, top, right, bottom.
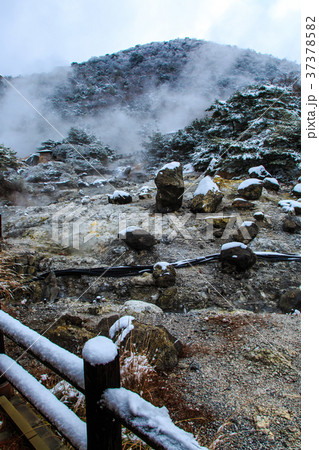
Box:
83, 337, 122, 450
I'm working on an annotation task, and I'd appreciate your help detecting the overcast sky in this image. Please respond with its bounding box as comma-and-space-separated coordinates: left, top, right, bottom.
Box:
1, 0, 300, 77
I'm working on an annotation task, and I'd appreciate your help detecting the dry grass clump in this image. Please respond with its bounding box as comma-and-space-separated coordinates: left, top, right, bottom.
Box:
0, 251, 28, 302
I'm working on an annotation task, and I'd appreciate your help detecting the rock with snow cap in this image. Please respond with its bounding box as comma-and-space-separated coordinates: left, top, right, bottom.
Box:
232, 220, 259, 243
152, 261, 176, 287
220, 242, 257, 271
138, 185, 153, 199
121, 320, 181, 370
155, 161, 184, 213
119, 226, 157, 250
120, 300, 163, 315
237, 178, 263, 200
108, 190, 132, 204
190, 176, 223, 213
232, 197, 255, 209
292, 183, 301, 198
253, 211, 264, 221
278, 199, 301, 216
263, 177, 280, 192
248, 165, 272, 179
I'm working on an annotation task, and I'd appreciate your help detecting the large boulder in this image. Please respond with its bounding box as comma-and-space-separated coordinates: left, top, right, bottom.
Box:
46, 314, 94, 355
119, 226, 157, 250
220, 242, 257, 271
237, 178, 263, 200
155, 162, 184, 213
190, 176, 223, 213
0, 170, 24, 199
110, 318, 181, 370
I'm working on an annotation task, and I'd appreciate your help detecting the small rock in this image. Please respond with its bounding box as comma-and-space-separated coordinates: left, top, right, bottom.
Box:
233, 220, 259, 243
253, 211, 264, 221
46, 315, 94, 354
282, 216, 301, 233
189, 361, 201, 371
119, 226, 157, 250
278, 199, 301, 216
232, 197, 255, 209
81, 196, 90, 205
153, 262, 176, 287
292, 183, 301, 198
263, 177, 280, 191
156, 287, 178, 311
138, 186, 153, 199
120, 300, 163, 315
246, 347, 291, 368
237, 179, 263, 200
108, 190, 132, 204
120, 321, 180, 370
278, 288, 301, 313
96, 314, 121, 336
220, 242, 257, 271
130, 272, 154, 286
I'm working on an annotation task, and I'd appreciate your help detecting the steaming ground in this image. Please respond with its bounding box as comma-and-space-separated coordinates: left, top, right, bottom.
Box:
2, 160, 301, 448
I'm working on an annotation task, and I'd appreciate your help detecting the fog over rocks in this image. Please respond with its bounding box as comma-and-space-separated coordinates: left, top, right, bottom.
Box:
0, 38, 299, 157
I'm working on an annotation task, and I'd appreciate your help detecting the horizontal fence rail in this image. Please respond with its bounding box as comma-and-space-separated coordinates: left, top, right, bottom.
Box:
0, 310, 207, 449
0, 310, 84, 392
0, 354, 87, 449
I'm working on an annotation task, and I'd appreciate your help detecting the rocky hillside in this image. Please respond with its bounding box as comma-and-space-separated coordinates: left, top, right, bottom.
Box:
0, 38, 300, 156
0, 39, 301, 449
49, 38, 299, 117
145, 84, 301, 181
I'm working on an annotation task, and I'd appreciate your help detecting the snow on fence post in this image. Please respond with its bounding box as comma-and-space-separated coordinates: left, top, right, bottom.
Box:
83, 336, 122, 450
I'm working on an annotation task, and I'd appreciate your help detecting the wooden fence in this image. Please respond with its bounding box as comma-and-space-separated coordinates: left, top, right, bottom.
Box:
0, 310, 205, 450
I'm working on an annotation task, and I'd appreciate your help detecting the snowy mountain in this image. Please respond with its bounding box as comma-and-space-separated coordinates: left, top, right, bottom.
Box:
0, 38, 300, 157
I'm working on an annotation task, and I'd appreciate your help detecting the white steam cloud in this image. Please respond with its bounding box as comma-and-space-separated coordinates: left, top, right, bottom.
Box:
0, 41, 299, 158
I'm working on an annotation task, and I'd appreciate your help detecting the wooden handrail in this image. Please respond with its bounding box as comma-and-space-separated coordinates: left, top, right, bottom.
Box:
0, 311, 206, 450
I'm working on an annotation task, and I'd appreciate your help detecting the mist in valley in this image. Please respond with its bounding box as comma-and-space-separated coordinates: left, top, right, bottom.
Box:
0, 39, 300, 159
